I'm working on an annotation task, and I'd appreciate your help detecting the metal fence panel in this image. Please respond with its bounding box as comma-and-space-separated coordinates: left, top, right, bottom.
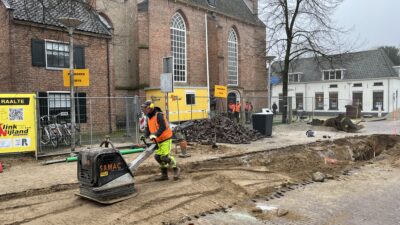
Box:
36, 96, 141, 158
36, 94, 359, 157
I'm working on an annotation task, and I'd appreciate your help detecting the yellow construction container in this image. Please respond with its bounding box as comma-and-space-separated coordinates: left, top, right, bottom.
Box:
145, 87, 209, 123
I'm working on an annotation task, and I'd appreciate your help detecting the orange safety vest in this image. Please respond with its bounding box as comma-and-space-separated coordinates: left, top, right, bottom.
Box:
234, 103, 241, 112
148, 112, 173, 143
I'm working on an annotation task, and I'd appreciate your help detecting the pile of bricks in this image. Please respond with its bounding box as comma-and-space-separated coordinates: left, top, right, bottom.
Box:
182, 115, 264, 144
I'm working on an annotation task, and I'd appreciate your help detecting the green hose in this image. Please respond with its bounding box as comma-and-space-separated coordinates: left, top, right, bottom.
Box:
120, 148, 145, 155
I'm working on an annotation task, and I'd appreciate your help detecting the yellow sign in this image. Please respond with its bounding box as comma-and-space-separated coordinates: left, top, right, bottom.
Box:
63, 69, 90, 87
170, 95, 181, 101
214, 85, 227, 98
0, 94, 37, 153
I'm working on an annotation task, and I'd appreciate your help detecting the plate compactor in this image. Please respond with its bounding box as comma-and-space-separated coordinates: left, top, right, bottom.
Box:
77, 140, 157, 204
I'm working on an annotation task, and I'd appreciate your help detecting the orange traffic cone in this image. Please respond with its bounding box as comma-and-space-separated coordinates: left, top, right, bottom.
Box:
0, 162, 3, 173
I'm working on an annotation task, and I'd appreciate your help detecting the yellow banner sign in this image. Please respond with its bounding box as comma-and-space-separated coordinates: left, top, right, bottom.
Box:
0, 94, 37, 153
214, 85, 227, 98
63, 69, 90, 87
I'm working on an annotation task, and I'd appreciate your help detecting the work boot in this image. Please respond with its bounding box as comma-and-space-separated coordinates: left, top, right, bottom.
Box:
155, 168, 168, 181
173, 167, 181, 180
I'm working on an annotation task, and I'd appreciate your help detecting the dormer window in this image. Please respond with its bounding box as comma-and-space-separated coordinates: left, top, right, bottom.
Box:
289, 73, 301, 83
207, 0, 216, 7
322, 69, 344, 80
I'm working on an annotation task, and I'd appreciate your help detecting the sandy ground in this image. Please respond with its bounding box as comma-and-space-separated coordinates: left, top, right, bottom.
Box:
0, 120, 399, 224
193, 155, 400, 225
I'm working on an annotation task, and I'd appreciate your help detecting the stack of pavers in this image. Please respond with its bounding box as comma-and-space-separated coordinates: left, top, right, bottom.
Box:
181, 115, 264, 144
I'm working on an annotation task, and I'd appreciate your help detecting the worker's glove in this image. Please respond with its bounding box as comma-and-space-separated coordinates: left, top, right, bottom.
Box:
140, 135, 146, 141
149, 134, 157, 140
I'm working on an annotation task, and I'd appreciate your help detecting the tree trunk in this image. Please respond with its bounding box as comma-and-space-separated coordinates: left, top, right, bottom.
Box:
281, 42, 291, 123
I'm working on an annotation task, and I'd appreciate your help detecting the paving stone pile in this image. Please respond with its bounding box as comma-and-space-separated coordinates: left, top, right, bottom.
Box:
324, 114, 364, 132
181, 115, 264, 144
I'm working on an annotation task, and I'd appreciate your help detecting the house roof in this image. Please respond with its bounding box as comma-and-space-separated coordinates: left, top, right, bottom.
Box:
272, 49, 398, 82
186, 0, 264, 26
2, 0, 112, 36
138, 0, 264, 26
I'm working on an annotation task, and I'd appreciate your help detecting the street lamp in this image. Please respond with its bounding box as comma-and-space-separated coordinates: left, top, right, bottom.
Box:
266, 55, 276, 109
58, 17, 82, 154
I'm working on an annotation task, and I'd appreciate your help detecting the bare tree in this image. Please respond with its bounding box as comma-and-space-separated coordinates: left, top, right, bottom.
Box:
260, 0, 350, 123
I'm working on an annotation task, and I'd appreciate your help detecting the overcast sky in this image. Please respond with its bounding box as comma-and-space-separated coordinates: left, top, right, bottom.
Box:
334, 0, 400, 50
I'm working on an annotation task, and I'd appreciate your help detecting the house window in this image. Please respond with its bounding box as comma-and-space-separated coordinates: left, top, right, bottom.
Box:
170, 13, 187, 82
372, 91, 384, 111
296, 93, 303, 110
207, 0, 216, 7
186, 92, 195, 105
353, 92, 363, 111
227, 29, 238, 86
38, 92, 87, 123
289, 73, 301, 83
322, 70, 343, 80
329, 84, 338, 88
315, 93, 324, 110
373, 82, 383, 86
31, 39, 85, 69
329, 92, 338, 110
48, 92, 71, 115
46, 41, 69, 69
353, 83, 362, 87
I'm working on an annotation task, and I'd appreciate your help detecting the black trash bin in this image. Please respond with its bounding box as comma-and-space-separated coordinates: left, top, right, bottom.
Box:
252, 108, 274, 136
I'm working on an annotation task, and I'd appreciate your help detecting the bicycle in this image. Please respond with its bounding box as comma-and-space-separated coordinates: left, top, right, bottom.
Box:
52, 112, 82, 146
52, 112, 72, 146
291, 109, 311, 122
39, 115, 58, 148
65, 121, 81, 146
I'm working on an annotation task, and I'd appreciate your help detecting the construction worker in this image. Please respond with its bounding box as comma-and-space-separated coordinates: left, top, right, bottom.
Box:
234, 101, 241, 123
228, 101, 235, 120
272, 102, 278, 115
141, 100, 180, 181
245, 101, 253, 124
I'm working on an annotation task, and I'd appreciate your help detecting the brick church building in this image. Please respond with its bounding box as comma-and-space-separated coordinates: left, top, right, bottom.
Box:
133, 0, 268, 120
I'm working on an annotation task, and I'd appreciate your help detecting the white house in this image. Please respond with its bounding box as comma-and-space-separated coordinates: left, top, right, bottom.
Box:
271, 49, 400, 116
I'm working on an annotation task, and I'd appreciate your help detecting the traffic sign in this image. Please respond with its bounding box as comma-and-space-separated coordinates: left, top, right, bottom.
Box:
214, 85, 227, 98
63, 69, 90, 87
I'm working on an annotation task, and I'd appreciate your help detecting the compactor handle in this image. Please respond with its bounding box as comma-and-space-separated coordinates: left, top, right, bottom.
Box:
141, 137, 157, 147
100, 135, 115, 149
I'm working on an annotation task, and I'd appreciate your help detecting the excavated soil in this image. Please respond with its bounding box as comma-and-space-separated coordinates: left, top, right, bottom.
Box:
0, 135, 399, 225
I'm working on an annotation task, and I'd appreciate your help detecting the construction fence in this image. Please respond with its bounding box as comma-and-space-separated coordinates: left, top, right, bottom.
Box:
35, 95, 272, 157
270, 95, 364, 123
35, 94, 365, 157
36, 96, 140, 158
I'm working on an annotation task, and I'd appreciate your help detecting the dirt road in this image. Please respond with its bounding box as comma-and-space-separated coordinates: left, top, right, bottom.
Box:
195, 154, 400, 225
1, 131, 399, 225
